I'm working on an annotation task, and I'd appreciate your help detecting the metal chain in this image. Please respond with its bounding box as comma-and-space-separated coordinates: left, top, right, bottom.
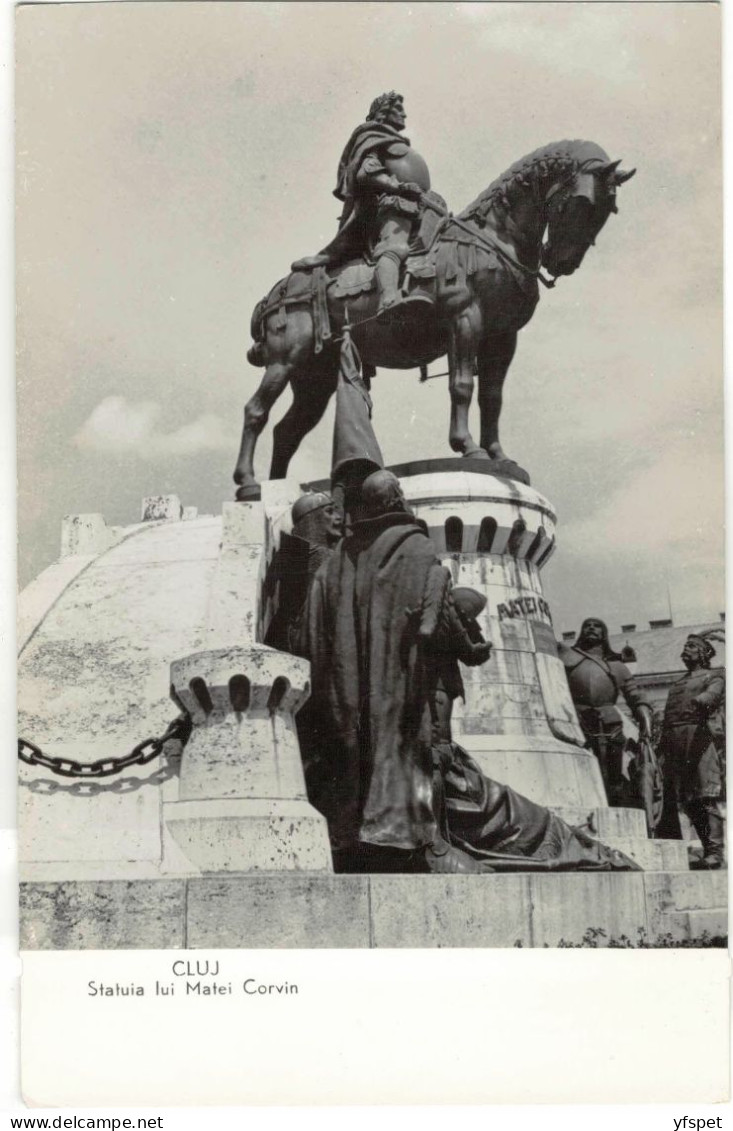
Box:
18, 714, 191, 779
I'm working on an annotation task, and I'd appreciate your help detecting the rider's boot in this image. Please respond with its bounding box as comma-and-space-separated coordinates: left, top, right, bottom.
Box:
291, 253, 330, 272
375, 252, 406, 321
691, 800, 726, 870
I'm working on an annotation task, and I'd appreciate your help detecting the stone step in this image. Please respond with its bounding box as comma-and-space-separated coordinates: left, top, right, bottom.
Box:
656, 907, 728, 943
665, 869, 728, 909
554, 806, 649, 840
606, 837, 690, 872
19, 871, 727, 951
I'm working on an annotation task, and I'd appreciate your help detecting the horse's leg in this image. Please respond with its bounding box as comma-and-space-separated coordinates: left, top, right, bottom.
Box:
234, 312, 315, 500
233, 360, 295, 500
477, 331, 517, 460
270, 356, 338, 480
448, 305, 487, 458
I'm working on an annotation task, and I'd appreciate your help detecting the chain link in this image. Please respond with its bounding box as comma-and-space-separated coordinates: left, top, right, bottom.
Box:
18, 715, 191, 779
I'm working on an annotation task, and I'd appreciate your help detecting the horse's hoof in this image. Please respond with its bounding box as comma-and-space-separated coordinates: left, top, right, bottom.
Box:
490, 459, 531, 486
235, 482, 262, 502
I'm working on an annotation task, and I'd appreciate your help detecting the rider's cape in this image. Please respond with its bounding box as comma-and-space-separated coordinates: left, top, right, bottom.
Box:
319, 122, 412, 263
333, 121, 411, 203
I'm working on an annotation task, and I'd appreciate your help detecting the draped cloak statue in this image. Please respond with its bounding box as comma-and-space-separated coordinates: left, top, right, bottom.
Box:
292, 474, 640, 874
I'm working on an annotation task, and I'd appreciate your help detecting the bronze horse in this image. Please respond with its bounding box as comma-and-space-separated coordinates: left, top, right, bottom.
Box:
234, 140, 635, 499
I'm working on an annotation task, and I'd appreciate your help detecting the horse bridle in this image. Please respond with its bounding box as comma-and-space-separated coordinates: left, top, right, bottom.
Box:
442, 211, 558, 290
449, 160, 612, 290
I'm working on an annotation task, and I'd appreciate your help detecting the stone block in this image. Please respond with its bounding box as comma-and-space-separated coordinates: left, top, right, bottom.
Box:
482, 746, 556, 803
643, 870, 728, 939
204, 545, 264, 646
550, 806, 650, 841
222, 500, 265, 547
551, 806, 597, 830
593, 807, 649, 839
164, 798, 332, 873
656, 908, 728, 943
60, 513, 115, 559
489, 616, 535, 651
568, 752, 609, 808
18, 558, 98, 653
19, 867, 726, 951
141, 495, 182, 522
663, 870, 728, 910
19, 546, 218, 744
20, 861, 166, 882
608, 838, 690, 871
103, 516, 220, 565
529, 872, 649, 947
185, 875, 371, 947
369, 874, 534, 947
261, 479, 303, 559
166, 645, 329, 873
399, 468, 555, 518
169, 645, 311, 799
18, 741, 166, 867
260, 478, 303, 512
19, 880, 186, 949
464, 742, 605, 809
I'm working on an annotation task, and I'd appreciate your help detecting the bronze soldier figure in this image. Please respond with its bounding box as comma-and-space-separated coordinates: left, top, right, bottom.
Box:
263, 491, 342, 653
292, 91, 430, 318
561, 618, 653, 806
656, 633, 726, 869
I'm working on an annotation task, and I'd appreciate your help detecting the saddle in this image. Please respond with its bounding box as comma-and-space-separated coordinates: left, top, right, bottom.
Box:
250, 194, 492, 355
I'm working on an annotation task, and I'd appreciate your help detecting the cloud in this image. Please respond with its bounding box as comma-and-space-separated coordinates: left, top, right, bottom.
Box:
74, 395, 232, 459
561, 440, 724, 558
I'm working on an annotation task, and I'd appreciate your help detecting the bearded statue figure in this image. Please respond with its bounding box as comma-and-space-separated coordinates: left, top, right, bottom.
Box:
292, 91, 432, 319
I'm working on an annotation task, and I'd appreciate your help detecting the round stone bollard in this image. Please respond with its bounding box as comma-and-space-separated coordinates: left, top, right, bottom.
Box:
163, 645, 333, 873
398, 464, 607, 811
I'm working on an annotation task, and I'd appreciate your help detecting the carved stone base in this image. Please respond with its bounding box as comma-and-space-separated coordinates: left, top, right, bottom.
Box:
164, 798, 332, 873
164, 644, 333, 873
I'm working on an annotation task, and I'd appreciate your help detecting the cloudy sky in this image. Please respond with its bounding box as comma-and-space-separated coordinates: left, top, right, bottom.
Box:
16, 1, 722, 634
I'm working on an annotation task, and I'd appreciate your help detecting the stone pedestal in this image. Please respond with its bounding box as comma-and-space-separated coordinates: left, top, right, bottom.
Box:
397, 464, 606, 810
163, 645, 332, 873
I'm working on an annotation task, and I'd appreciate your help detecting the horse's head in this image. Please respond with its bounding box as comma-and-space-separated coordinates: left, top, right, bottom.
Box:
541, 160, 635, 278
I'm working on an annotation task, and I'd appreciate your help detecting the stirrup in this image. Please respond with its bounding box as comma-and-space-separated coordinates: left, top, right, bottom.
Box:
375, 292, 433, 325
291, 254, 330, 272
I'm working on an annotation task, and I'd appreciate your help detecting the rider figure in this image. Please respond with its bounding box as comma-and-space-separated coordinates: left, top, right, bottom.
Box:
292, 92, 431, 319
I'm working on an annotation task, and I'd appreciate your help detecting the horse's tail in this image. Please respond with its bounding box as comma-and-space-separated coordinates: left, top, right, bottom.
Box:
247, 296, 269, 367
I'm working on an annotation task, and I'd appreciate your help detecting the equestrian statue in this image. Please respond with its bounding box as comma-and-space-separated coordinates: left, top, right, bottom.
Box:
234, 91, 635, 500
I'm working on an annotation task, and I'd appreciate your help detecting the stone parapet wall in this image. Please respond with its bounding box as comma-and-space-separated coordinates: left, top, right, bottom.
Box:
20, 871, 727, 951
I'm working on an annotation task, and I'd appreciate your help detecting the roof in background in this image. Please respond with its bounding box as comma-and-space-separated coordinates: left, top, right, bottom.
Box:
607, 621, 726, 676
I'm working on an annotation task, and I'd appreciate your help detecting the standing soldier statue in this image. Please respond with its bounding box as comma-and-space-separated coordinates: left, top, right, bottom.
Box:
561, 618, 653, 806
656, 632, 726, 869
292, 91, 433, 320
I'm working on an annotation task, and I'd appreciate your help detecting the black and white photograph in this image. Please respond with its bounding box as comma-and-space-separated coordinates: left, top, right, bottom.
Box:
13, 0, 728, 1107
